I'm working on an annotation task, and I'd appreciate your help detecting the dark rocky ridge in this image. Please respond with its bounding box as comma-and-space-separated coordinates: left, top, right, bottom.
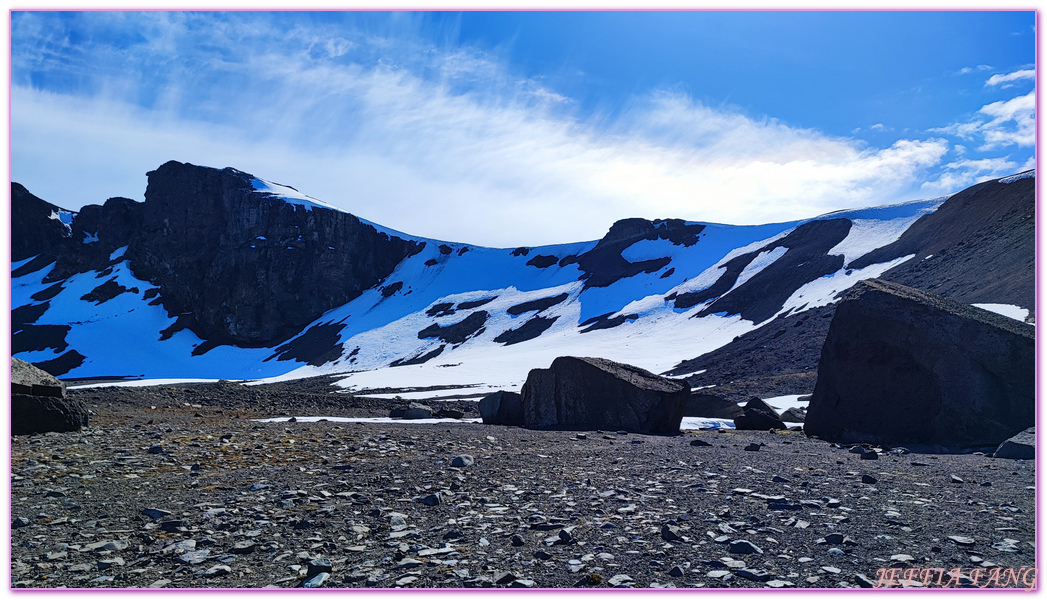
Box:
12, 161, 424, 348
575, 218, 705, 288
849, 175, 1035, 319
11, 183, 74, 263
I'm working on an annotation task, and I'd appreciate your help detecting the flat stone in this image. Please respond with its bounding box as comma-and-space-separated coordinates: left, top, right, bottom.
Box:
302, 572, 330, 588
948, 536, 975, 546
728, 539, 763, 554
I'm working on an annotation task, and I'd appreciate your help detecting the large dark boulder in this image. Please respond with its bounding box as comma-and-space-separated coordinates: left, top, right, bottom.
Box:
520, 356, 689, 434
684, 393, 743, 419
804, 279, 1034, 449
11, 358, 89, 435
479, 391, 524, 426
734, 397, 786, 430
993, 428, 1034, 460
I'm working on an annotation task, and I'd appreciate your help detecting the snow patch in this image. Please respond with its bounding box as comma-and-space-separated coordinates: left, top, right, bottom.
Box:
729, 246, 788, 291
773, 255, 915, 322
999, 170, 1034, 184
971, 303, 1030, 322
251, 178, 341, 212
49, 209, 75, 236
82, 231, 99, 244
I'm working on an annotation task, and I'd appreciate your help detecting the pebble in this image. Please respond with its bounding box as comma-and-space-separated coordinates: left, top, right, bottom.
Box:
948, 535, 975, 546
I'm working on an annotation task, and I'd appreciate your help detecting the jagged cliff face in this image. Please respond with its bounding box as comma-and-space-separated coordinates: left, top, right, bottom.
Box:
14, 161, 423, 348
129, 162, 422, 346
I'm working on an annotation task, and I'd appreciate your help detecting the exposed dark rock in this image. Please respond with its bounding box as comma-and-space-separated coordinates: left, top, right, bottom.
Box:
579, 313, 638, 333
511, 247, 530, 257
31, 283, 66, 302
660, 268, 675, 279
558, 255, 579, 267
576, 218, 702, 288
684, 393, 743, 419
993, 427, 1034, 460
11, 358, 89, 435
80, 278, 138, 305
493, 316, 559, 346
11, 183, 74, 263
734, 398, 786, 431
526, 255, 559, 268
520, 356, 689, 434
424, 259, 438, 267
507, 293, 569, 315
31, 351, 86, 377
457, 297, 497, 310
479, 391, 525, 426
439, 244, 453, 255
12, 324, 71, 355
417, 311, 488, 344
381, 281, 404, 297
267, 323, 346, 366
389, 346, 446, 367
12, 303, 50, 332
457, 247, 469, 256
672, 251, 759, 310
780, 407, 807, 423
426, 303, 456, 317
699, 219, 851, 324
804, 279, 1034, 449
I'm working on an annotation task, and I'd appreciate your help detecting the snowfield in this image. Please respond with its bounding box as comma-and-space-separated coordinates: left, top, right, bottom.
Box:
15, 175, 1025, 407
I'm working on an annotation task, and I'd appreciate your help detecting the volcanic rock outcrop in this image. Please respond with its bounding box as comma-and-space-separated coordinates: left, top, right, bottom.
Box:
520, 356, 689, 434
733, 397, 787, 431
11, 358, 89, 435
479, 391, 525, 426
804, 279, 1034, 449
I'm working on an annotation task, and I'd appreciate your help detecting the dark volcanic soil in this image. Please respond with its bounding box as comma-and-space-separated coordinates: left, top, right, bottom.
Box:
10, 379, 1036, 589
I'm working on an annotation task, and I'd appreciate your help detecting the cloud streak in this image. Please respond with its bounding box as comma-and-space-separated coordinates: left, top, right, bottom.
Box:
8, 12, 1020, 247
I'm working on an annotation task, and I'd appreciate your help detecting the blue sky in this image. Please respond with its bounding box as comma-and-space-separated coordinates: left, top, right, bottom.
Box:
10, 10, 1036, 246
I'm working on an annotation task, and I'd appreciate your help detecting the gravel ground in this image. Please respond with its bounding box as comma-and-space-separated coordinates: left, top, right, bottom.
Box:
10, 380, 1037, 589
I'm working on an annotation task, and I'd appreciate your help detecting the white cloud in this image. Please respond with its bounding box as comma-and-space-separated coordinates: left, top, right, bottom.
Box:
11, 13, 955, 247
985, 69, 1035, 87
870, 123, 886, 131
929, 91, 1034, 151
958, 64, 992, 74
920, 156, 1021, 194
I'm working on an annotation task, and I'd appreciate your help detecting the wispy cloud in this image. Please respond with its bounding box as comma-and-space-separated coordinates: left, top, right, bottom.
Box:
10, 12, 962, 246
958, 64, 992, 74
929, 91, 1034, 151
920, 156, 1022, 194
985, 68, 1035, 87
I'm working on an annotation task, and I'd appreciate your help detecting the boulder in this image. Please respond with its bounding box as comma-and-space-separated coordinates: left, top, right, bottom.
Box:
993, 427, 1034, 460
11, 358, 89, 435
479, 391, 524, 426
780, 407, 807, 423
401, 403, 433, 420
684, 393, 743, 419
804, 279, 1034, 449
734, 398, 786, 430
520, 356, 689, 434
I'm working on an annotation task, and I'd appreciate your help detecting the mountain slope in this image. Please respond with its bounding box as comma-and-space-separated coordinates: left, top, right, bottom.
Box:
11, 163, 1033, 399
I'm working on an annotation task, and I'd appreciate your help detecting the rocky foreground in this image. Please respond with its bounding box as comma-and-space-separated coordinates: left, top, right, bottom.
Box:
10, 380, 1037, 589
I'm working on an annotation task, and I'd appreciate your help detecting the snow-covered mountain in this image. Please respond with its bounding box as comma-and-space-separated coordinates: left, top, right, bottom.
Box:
11, 162, 1035, 401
